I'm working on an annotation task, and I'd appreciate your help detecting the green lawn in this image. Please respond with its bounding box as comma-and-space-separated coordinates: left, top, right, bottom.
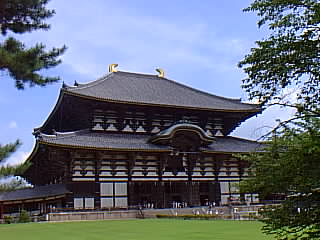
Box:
0, 219, 273, 240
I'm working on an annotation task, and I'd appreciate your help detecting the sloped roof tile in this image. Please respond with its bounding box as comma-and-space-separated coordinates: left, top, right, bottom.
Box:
38, 130, 263, 153
65, 71, 259, 111
0, 184, 69, 202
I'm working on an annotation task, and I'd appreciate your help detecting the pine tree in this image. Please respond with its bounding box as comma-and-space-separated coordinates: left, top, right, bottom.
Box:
0, 0, 65, 189
0, 0, 66, 89
0, 140, 30, 175
0, 141, 30, 192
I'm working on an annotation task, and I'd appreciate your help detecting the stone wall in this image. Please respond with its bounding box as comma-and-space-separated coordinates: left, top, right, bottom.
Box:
47, 204, 266, 222
47, 210, 137, 221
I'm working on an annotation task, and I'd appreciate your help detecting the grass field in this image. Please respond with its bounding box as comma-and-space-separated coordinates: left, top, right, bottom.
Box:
0, 219, 273, 240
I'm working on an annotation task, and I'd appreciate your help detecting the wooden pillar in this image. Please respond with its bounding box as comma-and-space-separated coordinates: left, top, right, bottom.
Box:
150, 181, 164, 209
186, 182, 200, 207
40, 200, 46, 214
187, 153, 197, 181
159, 153, 167, 208
0, 203, 4, 219
95, 152, 102, 182
213, 154, 223, 205
127, 152, 137, 181
187, 154, 201, 207
128, 181, 136, 207
238, 159, 247, 203
159, 153, 167, 181
95, 151, 102, 209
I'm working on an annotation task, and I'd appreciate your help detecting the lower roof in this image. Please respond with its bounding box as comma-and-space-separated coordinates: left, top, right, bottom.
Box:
0, 184, 69, 202
38, 130, 263, 153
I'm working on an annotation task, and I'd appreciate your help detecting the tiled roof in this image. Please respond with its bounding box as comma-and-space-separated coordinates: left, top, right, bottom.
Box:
204, 136, 263, 153
64, 71, 260, 111
39, 130, 168, 151
0, 184, 69, 202
38, 130, 263, 153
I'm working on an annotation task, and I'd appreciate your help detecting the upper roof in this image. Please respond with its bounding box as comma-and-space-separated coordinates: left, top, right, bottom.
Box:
64, 71, 260, 112
37, 130, 264, 153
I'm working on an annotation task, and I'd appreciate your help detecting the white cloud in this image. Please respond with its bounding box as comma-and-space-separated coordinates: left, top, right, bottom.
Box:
23, 0, 251, 79
9, 120, 17, 129
232, 105, 296, 140
4, 151, 30, 166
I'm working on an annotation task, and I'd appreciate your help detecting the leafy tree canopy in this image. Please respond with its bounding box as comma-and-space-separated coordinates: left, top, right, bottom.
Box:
239, 1, 320, 239
0, 0, 66, 89
238, 0, 320, 114
240, 118, 320, 240
241, 118, 320, 197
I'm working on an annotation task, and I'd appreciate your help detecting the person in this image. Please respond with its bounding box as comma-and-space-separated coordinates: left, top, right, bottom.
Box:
207, 205, 213, 215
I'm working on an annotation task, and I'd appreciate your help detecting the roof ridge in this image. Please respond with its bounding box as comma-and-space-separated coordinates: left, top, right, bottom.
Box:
116, 71, 159, 78
66, 71, 159, 91
65, 73, 113, 91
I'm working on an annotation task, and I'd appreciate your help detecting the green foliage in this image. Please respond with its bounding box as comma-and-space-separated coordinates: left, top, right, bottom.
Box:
0, 0, 54, 35
239, 118, 320, 240
0, 140, 30, 179
0, 0, 63, 191
0, 162, 30, 178
241, 118, 320, 195
0, 136, 30, 193
4, 215, 13, 224
0, 140, 20, 162
261, 202, 320, 239
0, 0, 66, 89
238, 0, 320, 113
0, 37, 66, 89
155, 214, 219, 220
18, 210, 31, 223
239, 2, 320, 237
276, 224, 320, 240
0, 140, 30, 180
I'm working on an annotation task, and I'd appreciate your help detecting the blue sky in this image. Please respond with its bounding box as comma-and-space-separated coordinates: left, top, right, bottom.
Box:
0, 0, 294, 166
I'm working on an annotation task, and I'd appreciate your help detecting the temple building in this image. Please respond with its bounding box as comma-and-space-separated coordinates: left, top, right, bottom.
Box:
0, 65, 262, 216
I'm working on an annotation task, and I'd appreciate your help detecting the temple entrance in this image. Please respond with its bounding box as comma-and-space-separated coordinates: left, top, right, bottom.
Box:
128, 182, 159, 208
164, 182, 188, 208
128, 180, 222, 209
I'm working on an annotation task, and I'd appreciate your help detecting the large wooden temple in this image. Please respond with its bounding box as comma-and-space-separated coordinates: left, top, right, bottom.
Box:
0, 65, 263, 216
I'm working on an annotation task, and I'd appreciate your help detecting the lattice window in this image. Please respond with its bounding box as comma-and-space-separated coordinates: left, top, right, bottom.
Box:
74, 198, 83, 209
85, 198, 94, 209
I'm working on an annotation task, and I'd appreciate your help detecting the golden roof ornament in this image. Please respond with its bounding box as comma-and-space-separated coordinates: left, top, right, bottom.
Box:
109, 63, 118, 73
156, 68, 165, 78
